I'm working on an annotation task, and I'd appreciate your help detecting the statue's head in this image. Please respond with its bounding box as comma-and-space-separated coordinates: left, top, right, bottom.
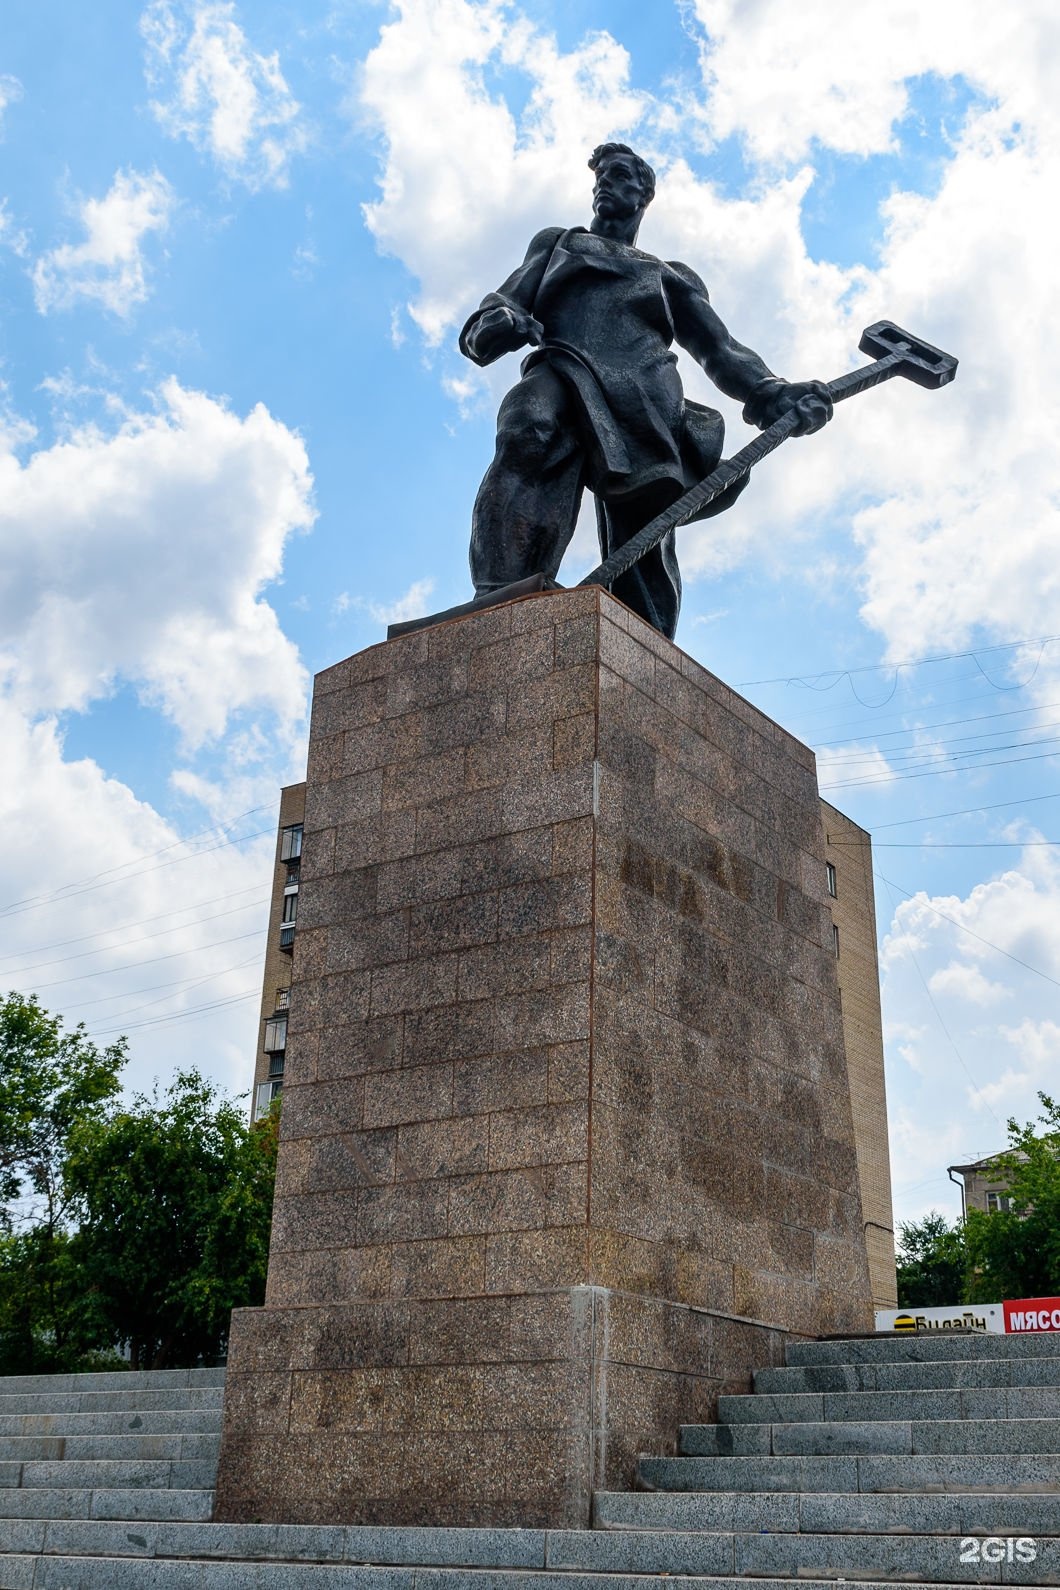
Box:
588, 143, 656, 223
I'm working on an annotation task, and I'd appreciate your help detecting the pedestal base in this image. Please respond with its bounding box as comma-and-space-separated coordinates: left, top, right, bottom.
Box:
215, 1287, 790, 1526
216, 587, 872, 1526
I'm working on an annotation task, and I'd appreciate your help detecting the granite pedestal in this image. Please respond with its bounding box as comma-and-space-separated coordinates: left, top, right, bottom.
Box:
215, 586, 872, 1527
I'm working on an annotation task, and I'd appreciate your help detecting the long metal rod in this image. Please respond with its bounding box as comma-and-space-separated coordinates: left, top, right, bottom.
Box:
577, 350, 905, 592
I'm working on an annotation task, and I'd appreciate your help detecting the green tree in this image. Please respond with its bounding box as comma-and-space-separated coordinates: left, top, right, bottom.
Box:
895, 1211, 967, 1307
0, 992, 126, 1371
964, 1093, 1060, 1302
66, 1070, 278, 1369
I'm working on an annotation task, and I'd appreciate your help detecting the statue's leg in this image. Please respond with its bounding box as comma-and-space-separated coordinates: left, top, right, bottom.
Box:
470, 364, 584, 594
598, 484, 683, 641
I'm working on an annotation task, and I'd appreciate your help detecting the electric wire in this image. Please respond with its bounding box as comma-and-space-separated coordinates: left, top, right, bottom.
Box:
833, 840, 1060, 848
822, 745, 1060, 792
737, 632, 1060, 690
0, 822, 275, 922
813, 697, 1060, 750
87, 988, 260, 1039
879, 875, 1003, 1131
56, 953, 265, 1015
0, 883, 270, 965
818, 723, 1060, 769
877, 871, 1060, 991
872, 791, 1060, 830
29, 928, 267, 994
86, 953, 264, 1024
0, 894, 270, 977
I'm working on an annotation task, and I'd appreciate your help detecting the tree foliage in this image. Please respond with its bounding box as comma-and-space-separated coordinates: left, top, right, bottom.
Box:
895, 1211, 967, 1307
0, 991, 277, 1373
0, 993, 125, 1231
896, 1095, 1060, 1311
0, 993, 126, 1371
65, 1072, 278, 1370
964, 1094, 1060, 1302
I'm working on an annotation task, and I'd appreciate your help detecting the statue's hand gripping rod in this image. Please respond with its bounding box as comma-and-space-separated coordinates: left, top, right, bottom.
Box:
577, 320, 958, 593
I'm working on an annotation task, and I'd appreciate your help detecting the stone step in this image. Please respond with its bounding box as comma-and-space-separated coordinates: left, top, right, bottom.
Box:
0, 1490, 214, 1521
0, 1390, 224, 1416
679, 1417, 1060, 1457
0, 1413, 222, 1439
637, 1451, 1060, 1493
2, 1516, 1060, 1579
0, 1436, 220, 1464
723, 1387, 1060, 1423
788, 1334, 1060, 1366
0, 1371, 225, 1396
594, 1489, 1060, 1536
0, 1561, 1055, 1590
755, 1357, 1060, 1394
0, 1460, 218, 1492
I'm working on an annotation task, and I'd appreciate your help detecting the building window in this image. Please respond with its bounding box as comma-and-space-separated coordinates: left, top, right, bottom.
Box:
279, 923, 295, 951
254, 1080, 282, 1120
987, 1191, 1014, 1213
281, 892, 298, 925
264, 1015, 288, 1053
280, 824, 303, 862
832, 924, 840, 958
826, 861, 837, 899
275, 988, 290, 1011
285, 862, 300, 886
268, 1052, 285, 1080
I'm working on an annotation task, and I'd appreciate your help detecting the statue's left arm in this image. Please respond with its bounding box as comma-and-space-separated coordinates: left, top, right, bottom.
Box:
668, 262, 832, 436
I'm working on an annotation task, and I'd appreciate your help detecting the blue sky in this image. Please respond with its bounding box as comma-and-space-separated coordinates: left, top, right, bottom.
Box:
1, 0, 1059, 1233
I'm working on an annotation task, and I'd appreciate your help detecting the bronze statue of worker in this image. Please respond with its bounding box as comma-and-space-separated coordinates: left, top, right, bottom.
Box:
460, 143, 833, 640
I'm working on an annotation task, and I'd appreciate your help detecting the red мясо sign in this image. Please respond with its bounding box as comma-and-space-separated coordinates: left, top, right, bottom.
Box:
1004, 1298, 1060, 1332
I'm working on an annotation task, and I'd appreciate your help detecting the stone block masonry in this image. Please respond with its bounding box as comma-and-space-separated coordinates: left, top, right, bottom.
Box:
215, 585, 872, 1528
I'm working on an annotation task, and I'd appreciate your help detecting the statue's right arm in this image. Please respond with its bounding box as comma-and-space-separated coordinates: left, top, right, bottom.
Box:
459, 228, 563, 366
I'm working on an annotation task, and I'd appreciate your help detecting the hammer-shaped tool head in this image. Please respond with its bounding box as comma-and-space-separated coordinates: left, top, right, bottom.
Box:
859, 320, 958, 389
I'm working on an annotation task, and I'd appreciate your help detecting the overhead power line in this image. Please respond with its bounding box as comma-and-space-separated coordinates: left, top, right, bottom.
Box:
813, 697, 1060, 750
818, 722, 1060, 769
0, 895, 269, 978
872, 791, 1060, 831
738, 632, 1060, 690
0, 882, 269, 965
878, 871, 1060, 991
57, 953, 265, 1016
88, 987, 260, 1040
0, 808, 276, 922
822, 745, 1060, 792
29, 928, 267, 995
878, 875, 1002, 1131
832, 840, 1060, 849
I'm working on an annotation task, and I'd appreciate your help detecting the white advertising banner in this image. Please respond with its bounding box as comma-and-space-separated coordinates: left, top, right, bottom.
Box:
875, 1304, 1005, 1334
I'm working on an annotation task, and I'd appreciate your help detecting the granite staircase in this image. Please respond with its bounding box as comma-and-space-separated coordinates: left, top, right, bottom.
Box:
3, 1331, 1060, 1587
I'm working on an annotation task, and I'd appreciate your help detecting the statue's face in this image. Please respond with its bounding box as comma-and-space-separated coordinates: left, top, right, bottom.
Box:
592, 154, 646, 222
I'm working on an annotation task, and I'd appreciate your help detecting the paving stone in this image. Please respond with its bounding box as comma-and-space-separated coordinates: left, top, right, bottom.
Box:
637, 1453, 859, 1492
592, 1491, 800, 1531
788, 1334, 1060, 1366
769, 1419, 914, 1456
0, 1413, 221, 1438
677, 1423, 773, 1456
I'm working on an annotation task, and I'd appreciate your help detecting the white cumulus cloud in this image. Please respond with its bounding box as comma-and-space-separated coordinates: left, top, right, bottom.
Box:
0, 378, 315, 747
0, 699, 276, 1100
141, 0, 308, 190
359, 0, 647, 344
32, 169, 174, 317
